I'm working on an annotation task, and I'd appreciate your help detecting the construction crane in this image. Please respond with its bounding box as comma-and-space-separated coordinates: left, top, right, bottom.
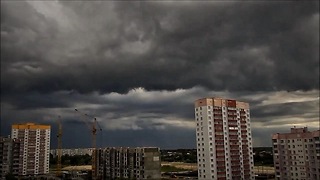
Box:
56, 116, 62, 177
75, 109, 102, 180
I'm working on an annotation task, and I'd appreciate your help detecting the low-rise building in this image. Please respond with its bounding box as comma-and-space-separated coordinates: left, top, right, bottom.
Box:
50, 148, 93, 157
97, 147, 161, 180
0, 137, 22, 179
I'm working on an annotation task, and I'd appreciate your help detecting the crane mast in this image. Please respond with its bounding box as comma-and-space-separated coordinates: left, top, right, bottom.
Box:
75, 109, 101, 180
56, 116, 62, 177
91, 117, 97, 180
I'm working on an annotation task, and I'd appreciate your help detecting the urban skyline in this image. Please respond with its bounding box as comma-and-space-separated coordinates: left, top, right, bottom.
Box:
1, 1, 319, 149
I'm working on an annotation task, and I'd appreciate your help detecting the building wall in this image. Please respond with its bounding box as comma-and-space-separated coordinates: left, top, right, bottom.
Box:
97, 147, 161, 180
195, 97, 254, 180
0, 137, 22, 178
11, 123, 51, 176
50, 148, 93, 157
272, 128, 320, 180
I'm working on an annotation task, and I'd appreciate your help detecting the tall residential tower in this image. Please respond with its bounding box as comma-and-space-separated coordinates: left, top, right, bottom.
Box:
11, 123, 51, 176
194, 98, 254, 180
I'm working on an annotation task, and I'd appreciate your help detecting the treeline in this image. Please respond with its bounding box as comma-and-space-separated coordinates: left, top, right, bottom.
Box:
161, 147, 274, 166
161, 149, 197, 163
50, 154, 91, 166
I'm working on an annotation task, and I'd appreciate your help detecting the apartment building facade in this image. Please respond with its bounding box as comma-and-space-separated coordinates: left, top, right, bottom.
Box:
194, 97, 254, 180
11, 123, 51, 176
0, 137, 22, 179
50, 148, 93, 157
97, 147, 161, 179
272, 127, 320, 180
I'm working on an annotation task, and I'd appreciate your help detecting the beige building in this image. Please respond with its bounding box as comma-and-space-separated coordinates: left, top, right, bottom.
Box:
194, 97, 254, 180
97, 147, 161, 179
0, 137, 22, 178
272, 127, 320, 180
11, 123, 51, 176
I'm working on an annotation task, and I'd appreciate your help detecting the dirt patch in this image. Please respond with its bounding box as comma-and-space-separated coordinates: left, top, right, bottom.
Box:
162, 162, 275, 174
161, 162, 197, 171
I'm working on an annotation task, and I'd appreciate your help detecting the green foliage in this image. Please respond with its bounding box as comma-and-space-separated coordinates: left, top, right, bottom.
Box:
161, 149, 197, 163
50, 154, 92, 166
253, 147, 274, 166
161, 147, 274, 166
5, 173, 17, 180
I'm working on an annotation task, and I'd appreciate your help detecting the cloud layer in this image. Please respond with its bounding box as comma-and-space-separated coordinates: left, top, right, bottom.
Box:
1, 1, 319, 148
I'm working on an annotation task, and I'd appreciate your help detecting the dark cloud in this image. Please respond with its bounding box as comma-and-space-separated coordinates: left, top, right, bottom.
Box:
1, 1, 319, 148
252, 100, 319, 120
1, 1, 319, 95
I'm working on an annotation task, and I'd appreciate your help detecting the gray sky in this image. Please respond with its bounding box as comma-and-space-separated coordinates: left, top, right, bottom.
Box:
1, 1, 319, 149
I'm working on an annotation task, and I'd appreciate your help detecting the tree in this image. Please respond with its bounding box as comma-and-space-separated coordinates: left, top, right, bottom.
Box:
5, 173, 17, 180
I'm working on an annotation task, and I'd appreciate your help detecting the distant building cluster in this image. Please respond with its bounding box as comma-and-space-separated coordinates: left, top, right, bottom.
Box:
272, 127, 320, 180
0, 123, 51, 178
50, 148, 93, 157
97, 147, 161, 180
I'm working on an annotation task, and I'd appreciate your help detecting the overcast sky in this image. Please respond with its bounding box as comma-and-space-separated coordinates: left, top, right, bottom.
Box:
1, 1, 319, 149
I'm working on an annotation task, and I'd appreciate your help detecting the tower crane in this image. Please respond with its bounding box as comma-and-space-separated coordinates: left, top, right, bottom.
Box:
74, 109, 102, 180
56, 116, 62, 177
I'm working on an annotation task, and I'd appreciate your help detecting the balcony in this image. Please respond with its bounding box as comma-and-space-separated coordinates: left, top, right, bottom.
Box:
216, 145, 224, 149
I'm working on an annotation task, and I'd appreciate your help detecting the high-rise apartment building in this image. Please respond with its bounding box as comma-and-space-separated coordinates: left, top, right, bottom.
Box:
97, 147, 161, 180
0, 137, 22, 178
194, 98, 254, 180
272, 127, 320, 180
11, 123, 51, 176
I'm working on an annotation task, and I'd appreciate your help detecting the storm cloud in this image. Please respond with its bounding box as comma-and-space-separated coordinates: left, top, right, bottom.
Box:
1, 1, 319, 148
